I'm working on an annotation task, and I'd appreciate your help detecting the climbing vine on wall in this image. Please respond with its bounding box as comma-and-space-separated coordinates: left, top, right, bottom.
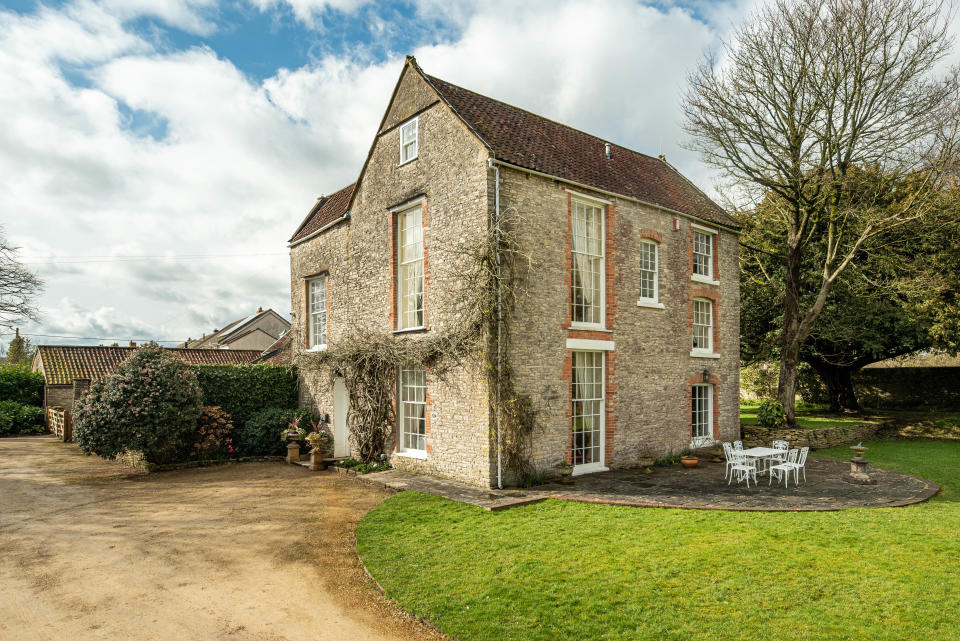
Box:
298, 207, 538, 479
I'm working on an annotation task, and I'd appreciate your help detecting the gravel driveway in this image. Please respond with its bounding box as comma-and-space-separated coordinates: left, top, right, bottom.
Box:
0, 436, 438, 641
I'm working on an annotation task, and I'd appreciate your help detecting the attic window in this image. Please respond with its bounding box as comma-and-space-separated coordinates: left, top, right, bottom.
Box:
400, 117, 418, 164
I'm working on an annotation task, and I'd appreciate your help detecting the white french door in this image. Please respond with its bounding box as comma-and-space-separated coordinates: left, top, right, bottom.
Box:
571, 351, 605, 474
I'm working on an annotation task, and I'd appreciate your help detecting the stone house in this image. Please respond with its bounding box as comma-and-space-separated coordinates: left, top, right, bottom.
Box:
178, 307, 290, 352
288, 57, 740, 488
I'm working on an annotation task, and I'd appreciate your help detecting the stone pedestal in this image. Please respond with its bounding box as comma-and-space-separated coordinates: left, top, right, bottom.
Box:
846, 456, 876, 485
286, 442, 301, 464
309, 451, 326, 471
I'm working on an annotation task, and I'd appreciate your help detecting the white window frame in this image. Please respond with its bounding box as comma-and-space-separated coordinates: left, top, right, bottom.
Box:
399, 117, 418, 165
396, 204, 424, 331
636, 239, 663, 309
691, 384, 714, 448
570, 197, 606, 329
570, 350, 608, 475
307, 276, 327, 351
397, 367, 427, 458
691, 224, 719, 285
691, 297, 714, 356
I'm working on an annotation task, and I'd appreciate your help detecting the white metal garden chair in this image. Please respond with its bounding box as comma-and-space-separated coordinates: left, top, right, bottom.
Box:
778, 446, 809, 486
769, 448, 803, 487
733, 440, 744, 451
722, 442, 737, 480
728, 448, 757, 487
765, 439, 790, 474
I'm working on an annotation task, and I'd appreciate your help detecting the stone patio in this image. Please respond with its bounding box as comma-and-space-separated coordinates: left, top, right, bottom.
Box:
361, 457, 939, 511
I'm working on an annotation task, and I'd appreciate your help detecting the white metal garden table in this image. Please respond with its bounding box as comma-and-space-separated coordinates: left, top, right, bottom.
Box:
738, 447, 785, 476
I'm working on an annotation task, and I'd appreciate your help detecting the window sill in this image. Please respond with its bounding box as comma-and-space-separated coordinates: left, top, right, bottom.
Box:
636, 300, 665, 309
568, 324, 611, 332
398, 157, 418, 167
690, 351, 721, 359
306, 345, 328, 353
392, 326, 428, 335
395, 450, 427, 460
691, 274, 720, 286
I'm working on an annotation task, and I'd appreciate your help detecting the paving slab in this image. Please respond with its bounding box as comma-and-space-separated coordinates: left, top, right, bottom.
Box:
363, 458, 939, 512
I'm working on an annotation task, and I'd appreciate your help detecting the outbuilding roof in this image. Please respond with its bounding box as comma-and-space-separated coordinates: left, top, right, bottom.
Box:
32, 346, 263, 386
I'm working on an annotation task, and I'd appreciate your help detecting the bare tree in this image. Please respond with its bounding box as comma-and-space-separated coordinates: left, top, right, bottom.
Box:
0, 226, 43, 329
684, 0, 960, 424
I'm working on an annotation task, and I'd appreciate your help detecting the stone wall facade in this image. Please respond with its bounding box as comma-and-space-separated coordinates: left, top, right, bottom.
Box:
290, 66, 493, 487
290, 63, 740, 488
501, 168, 740, 478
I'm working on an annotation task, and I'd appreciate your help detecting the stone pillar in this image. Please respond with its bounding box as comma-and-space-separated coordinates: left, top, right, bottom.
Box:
286, 441, 301, 464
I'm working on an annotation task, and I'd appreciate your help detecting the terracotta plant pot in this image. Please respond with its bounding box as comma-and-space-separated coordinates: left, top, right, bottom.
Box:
680, 456, 699, 468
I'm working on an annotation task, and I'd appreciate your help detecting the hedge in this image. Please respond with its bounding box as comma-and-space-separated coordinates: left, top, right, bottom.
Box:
0, 365, 44, 406
234, 407, 315, 457
0, 400, 46, 436
191, 364, 299, 427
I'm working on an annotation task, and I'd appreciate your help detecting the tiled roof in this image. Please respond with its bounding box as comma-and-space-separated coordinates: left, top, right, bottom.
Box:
422, 72, 737, 229
258, 331, 293, 365
290, 61, 736, 243
33, 346, 264, 386
289, 183, 355, 243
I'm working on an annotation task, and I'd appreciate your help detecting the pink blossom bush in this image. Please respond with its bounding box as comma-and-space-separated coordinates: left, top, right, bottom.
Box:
74, 344, 203, 464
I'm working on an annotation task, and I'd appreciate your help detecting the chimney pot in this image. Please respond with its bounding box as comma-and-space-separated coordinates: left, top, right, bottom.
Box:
257, 306, 263, 313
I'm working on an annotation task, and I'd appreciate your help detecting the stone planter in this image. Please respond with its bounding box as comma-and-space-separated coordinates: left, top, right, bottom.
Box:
309, 450, 326, 471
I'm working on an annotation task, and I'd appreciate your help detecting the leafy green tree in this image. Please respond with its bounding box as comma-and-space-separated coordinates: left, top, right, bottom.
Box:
684, 0, 959, 425
740, 176, 960, 412
6, 330, 33, 366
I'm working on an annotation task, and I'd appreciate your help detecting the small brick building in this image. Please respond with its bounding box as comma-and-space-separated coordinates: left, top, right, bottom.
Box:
288, 57, 740, 488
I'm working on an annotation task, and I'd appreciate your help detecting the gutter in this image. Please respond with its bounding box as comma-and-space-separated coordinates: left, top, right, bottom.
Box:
287, 211, 351, 248
487, 158, 740, 234
488, 157, 504, 490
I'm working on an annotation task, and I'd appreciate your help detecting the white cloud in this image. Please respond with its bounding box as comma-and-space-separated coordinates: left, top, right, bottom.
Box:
247, 0, 372, 27
1, 0, 798, 346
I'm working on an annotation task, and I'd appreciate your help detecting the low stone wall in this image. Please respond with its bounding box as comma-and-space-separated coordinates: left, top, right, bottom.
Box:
741, 420, 885, 450
112, 451, 285, 473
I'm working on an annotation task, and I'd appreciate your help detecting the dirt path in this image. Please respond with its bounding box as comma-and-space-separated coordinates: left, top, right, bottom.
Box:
0, 436, 440, 641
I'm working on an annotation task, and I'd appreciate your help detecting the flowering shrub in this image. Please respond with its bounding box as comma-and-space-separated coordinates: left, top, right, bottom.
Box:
192, 406, 234, 459
74, 345, 203, 464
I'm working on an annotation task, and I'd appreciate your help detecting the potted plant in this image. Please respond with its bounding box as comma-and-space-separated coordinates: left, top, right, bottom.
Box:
680, 452, 699, 468
556, 460, 574, 484
304, 420, 332, 471
283, 416, 307, 464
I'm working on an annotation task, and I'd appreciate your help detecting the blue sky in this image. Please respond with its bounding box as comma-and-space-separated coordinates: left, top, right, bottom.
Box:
0, 0, 761, 348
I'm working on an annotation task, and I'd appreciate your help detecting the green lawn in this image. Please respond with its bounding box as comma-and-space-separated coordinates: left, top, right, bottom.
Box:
357, 438, 960, 641
739, 402, 872, 429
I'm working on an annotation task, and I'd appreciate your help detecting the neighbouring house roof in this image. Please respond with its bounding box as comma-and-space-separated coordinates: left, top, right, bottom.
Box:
289, 59, 736, 242
179, 308, 290, 349
258, 331, 293, 365
32, 346, 264, 386
289, 183, 355, 243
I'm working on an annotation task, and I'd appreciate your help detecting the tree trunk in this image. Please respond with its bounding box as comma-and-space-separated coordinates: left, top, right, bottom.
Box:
808, 360, 861, 414
777, 244, 803, 427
